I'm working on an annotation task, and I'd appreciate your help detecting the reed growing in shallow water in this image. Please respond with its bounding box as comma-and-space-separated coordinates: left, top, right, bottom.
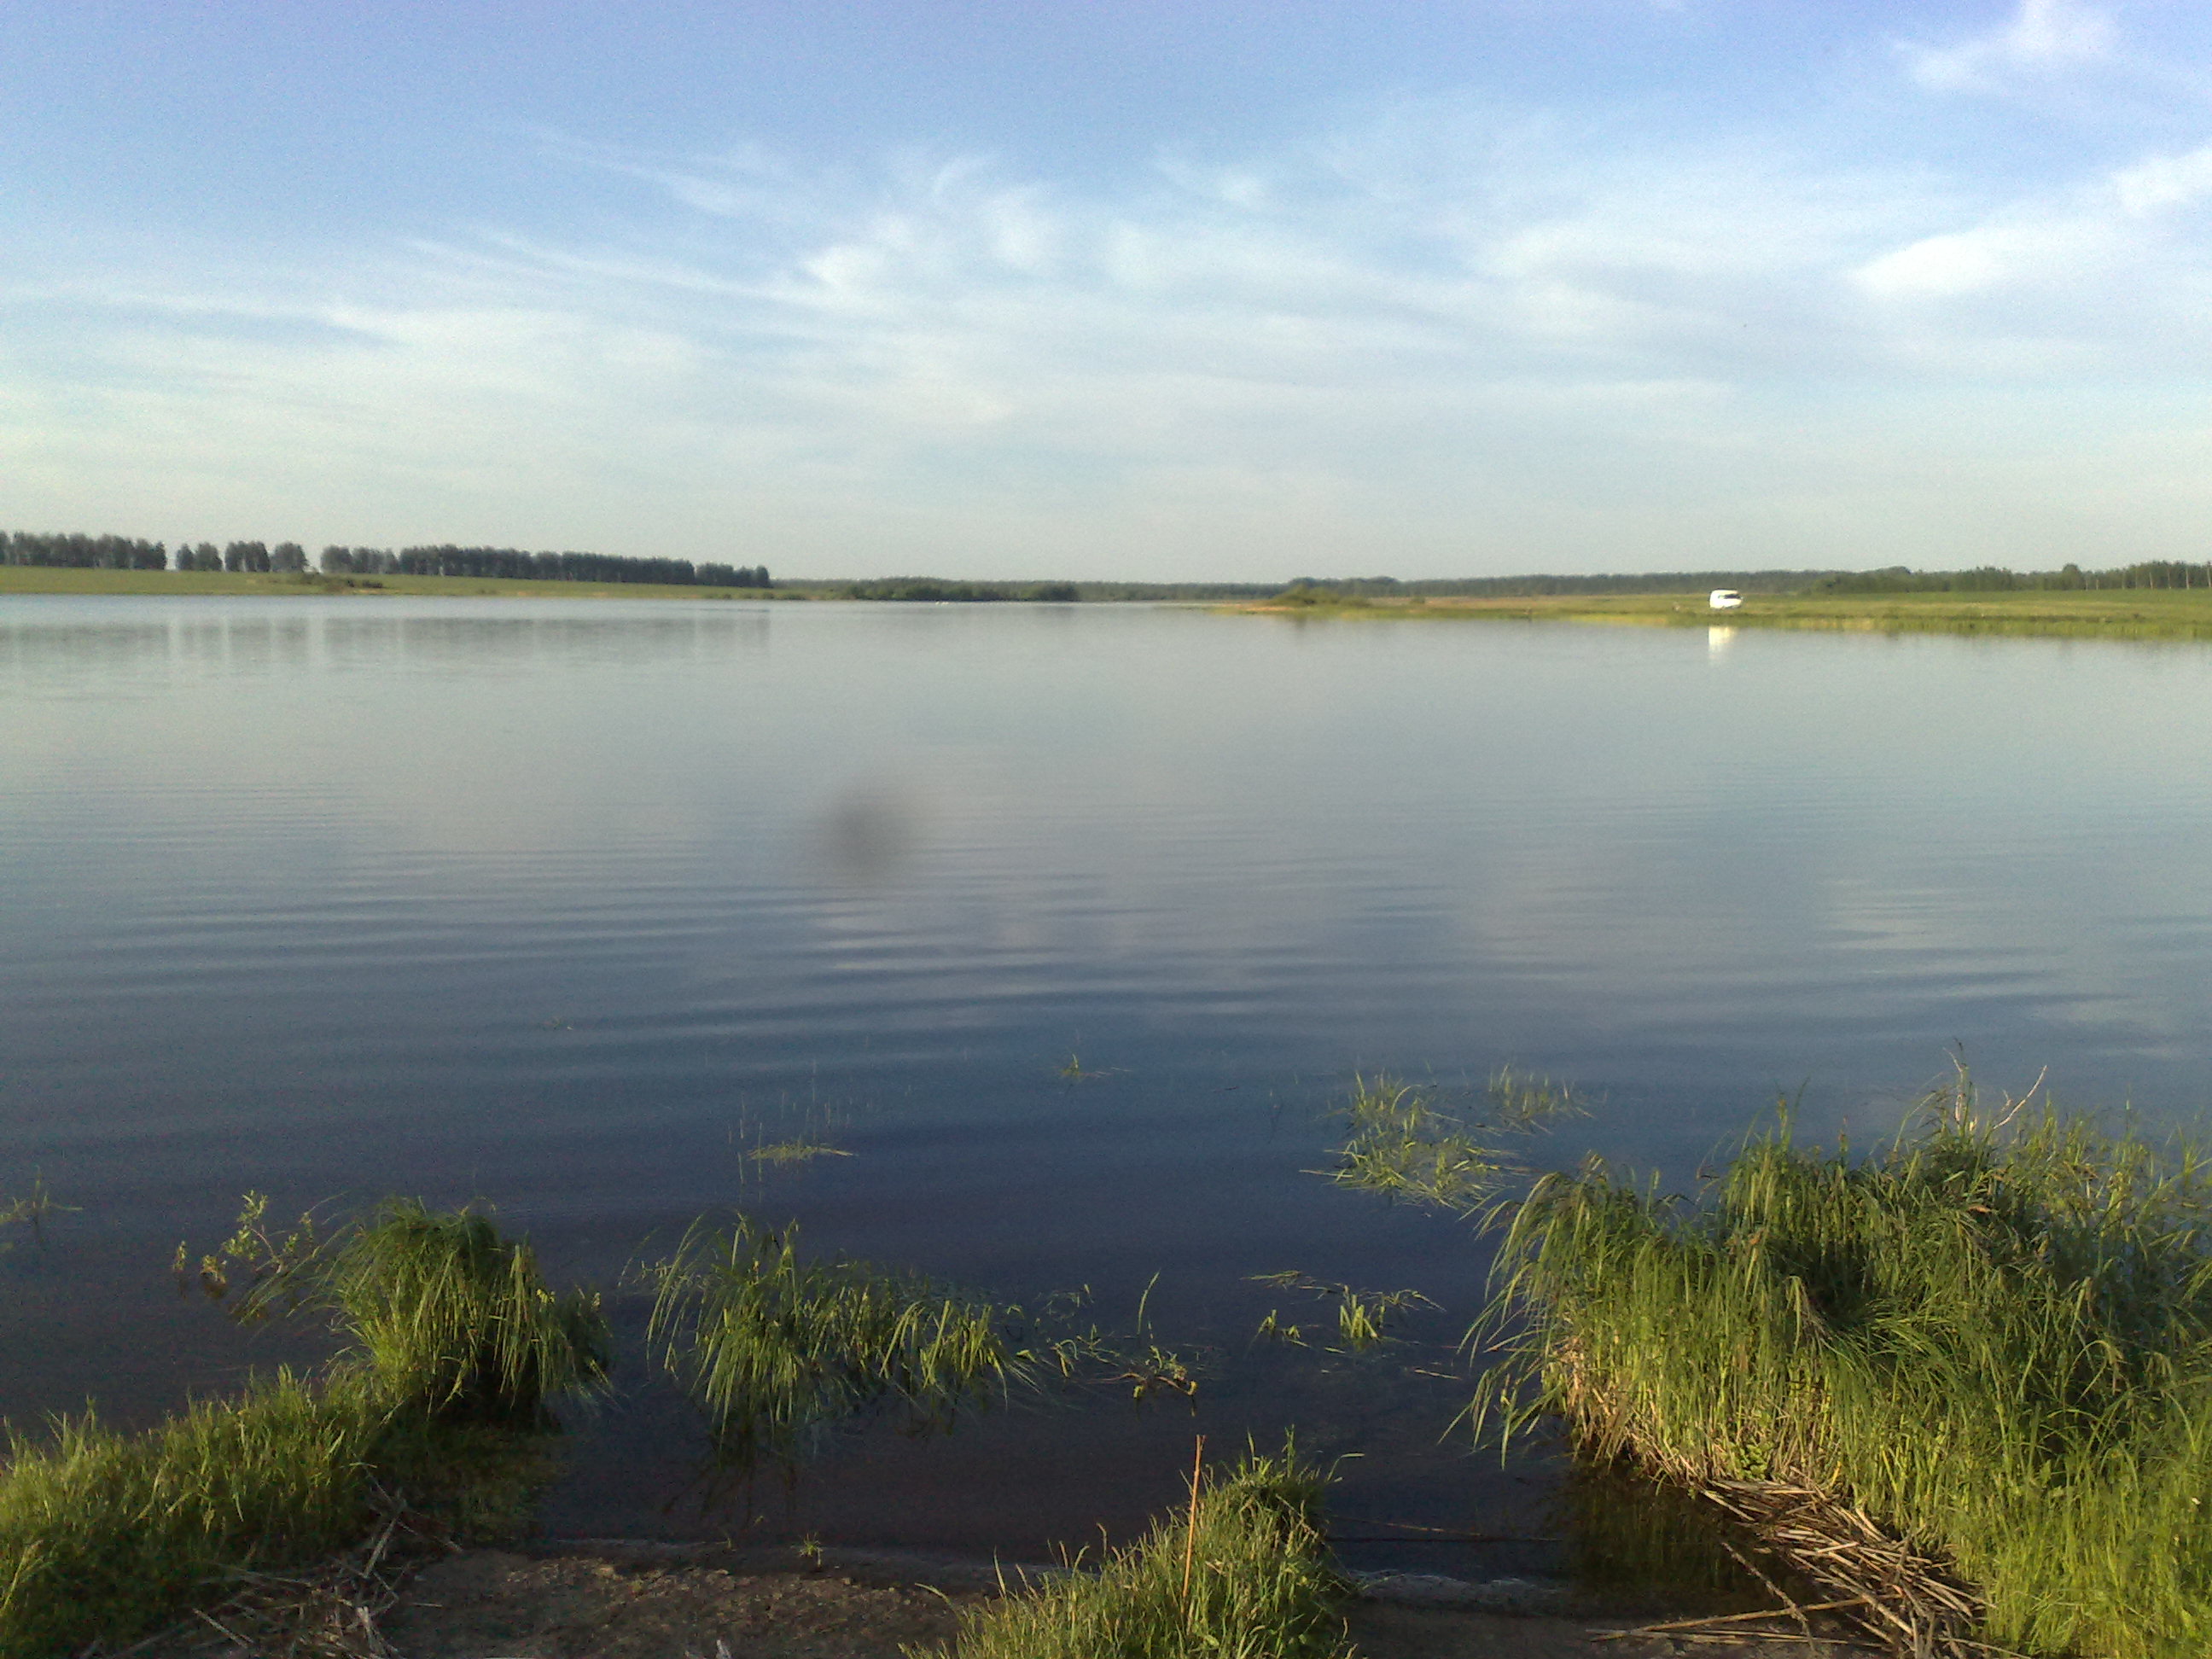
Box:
0, 1199, 606, 1657
315, 1199, 611, 1423
1470, 1074, 2212, 1657
912, 1443, 1352, 1659
643, 1215, 1033, 1465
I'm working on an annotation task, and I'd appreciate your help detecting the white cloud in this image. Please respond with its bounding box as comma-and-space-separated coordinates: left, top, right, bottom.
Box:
1854, 218, 2117, 300
12, 96, 2212, 577
1901, 0, 2116, 93
1854, 139, 2212, 305
2115, 144, 2212, 215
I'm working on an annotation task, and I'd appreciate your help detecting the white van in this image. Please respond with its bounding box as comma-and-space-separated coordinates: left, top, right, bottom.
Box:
1708, 589, 1743, 610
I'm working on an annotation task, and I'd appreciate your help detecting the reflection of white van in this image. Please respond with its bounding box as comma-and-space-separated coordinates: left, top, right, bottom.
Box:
1708, 589, 1743, 610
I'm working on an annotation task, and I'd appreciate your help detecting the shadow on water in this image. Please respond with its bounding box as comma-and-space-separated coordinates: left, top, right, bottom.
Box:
1554, 1459, 1771, 1610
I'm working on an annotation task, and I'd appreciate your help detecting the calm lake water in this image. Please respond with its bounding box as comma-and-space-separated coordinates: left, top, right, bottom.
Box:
7, 595, 2212, 1569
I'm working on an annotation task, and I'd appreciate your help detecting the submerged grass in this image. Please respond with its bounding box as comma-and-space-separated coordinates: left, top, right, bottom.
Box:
1471, 1072, 2212, 1657
644, 1217, 1210, 1472
644, 1216, 1033, 1466
0, 1178, 72, 1254
316, 1201, 611, 1423
1, 1198, 605, 1657
1248, 1272, 1435, 1354
1329, 1070, 1580, 1214
910, 1443, 1352, 1659
192, 1194, 611, 1424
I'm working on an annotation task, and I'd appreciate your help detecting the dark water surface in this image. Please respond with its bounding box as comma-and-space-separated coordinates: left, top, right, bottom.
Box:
7, 597, 2212, 1570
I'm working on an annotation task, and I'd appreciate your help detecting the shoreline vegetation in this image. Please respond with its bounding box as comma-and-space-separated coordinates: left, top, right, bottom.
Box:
11, 1072, 2212, 1654
15, 527, 2212, 637
1233, 584, 2212, 641
19, 562, 2212, 643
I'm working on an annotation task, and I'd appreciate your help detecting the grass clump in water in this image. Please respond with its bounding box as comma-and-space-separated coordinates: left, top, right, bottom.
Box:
0, 1197, 606, 1657
747, 1140, 853, 1166
646, 1219, 1211, 1470
312, 1198, 611, 1423
911, 1443, 1352, 1659
1249, 1272, 1435, 1354
0, 1177, 73, 1251
194, 1193, 610, 1424
1330, 1069, 1580, 1214
644, 1215, 1033, 1464
1473, 1072, 2212, 1657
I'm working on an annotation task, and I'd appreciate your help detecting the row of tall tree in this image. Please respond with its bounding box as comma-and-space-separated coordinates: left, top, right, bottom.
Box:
318, 544, 771, 587
3, 532, 171, 569
1808, 562, 2212, 592
1, 534, 314, 572
844, 577, 1081, 602
182, 542, 310, 572
1, 531, 768, 587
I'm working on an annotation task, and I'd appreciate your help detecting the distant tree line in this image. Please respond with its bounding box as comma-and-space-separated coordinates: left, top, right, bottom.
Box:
181, 542, 310, 572
15, 527, 2209, 602
1296, 564, 2212, 598
844, 577, 1081, 602
2, 533, 315, 572
1066, 581, 1278, 600
1807, 562, 2212, 593
319, 544, 771, 586
4, 532, 171, 569
831, 579, 1291, 602
1292, 571, 1844, 599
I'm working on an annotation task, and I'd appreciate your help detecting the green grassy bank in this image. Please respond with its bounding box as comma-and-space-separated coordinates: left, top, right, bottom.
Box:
1447, 1078, 2212, 1657
0, 1200, 607, 1656
0, 1197, 1190, 1656
25, 1073, 2212, 1656
915, 1444, 1352, 1659
1238, 586, 2212, 640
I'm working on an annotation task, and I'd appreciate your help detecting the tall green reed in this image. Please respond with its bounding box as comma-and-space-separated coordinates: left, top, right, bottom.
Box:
195, 1194, 610, 1423
1328, 1070, 1580, 1214
643, 1215, 1030, 1464
1, 1196, 606, 1657
910, 1443, 1352, 1659
1470, 1075, 2212, 1657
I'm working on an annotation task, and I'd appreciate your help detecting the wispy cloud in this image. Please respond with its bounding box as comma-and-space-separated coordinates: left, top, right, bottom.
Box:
1900, 0, 2117, 94
9, 84, 2212, 576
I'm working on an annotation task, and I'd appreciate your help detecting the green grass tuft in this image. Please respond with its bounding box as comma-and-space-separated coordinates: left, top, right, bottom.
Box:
644, 1215, 1031, 1464
1329, 1070, 1580, 1214
0, 1374, 375, 1657
0, 1198, 605, 1657
322, 1199, 611, 1423
747, 1140, 854, 1165
1475, 1074, 2212, 1657
910, 1443, 1352, 1659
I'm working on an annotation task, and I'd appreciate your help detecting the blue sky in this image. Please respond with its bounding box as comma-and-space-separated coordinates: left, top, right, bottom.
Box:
6, 1, 2212, 580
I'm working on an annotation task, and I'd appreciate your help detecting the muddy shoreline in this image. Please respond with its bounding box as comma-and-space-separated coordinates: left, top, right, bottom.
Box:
137, 1538, 1857, 1659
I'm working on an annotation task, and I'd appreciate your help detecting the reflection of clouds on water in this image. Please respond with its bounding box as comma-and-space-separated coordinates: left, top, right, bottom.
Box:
1708, 626, 1738, 661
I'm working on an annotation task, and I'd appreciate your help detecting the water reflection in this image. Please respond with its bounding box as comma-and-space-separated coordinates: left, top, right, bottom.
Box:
0, 599, 772, 693
8, 597, 2212, 1551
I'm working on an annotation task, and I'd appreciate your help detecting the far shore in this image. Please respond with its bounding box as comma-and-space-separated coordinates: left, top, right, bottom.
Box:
16, 565, 2212, 641
1228, 586, 2212, 640
0, 567, 821, 601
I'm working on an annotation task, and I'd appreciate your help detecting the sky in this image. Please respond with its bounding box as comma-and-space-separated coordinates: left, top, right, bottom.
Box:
6, 1, 2212, 582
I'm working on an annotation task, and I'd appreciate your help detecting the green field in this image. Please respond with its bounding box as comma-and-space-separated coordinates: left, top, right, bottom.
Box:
0, 567, 815, 601
1239, 587, 2212, 640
